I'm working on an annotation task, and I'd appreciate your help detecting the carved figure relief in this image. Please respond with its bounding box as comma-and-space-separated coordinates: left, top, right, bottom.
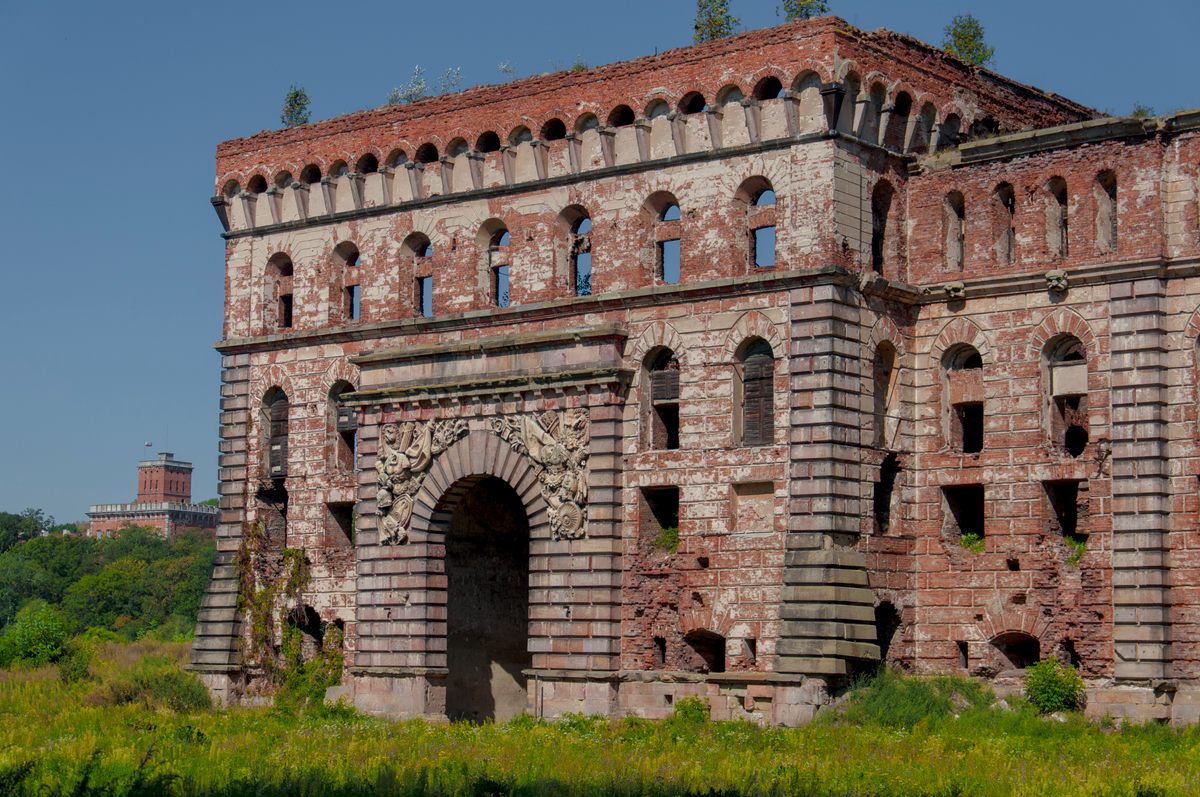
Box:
376, 419, 468, 544
491, 409, 590, 540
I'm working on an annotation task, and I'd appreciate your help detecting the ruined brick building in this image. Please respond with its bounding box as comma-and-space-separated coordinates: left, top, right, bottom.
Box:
190, 17, 1200, 724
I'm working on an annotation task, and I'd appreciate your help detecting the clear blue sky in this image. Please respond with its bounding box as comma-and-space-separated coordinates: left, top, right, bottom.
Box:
0, 1, 1195, 523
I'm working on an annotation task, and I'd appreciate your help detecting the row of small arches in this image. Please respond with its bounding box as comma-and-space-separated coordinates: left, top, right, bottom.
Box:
221, 69, 976, 194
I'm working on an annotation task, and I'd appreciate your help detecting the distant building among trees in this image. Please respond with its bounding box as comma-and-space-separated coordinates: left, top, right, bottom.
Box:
86, 452, 216, 539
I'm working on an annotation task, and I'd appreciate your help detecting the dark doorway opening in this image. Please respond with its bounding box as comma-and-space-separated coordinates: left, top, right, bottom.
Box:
445, 476, 531, 723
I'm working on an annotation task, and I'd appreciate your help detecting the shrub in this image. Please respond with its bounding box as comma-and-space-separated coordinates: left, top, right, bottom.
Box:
1024, 658, 1084, 714
92, 654, 211, 712
959, 532, 985, 554
836, 668, 993, 730
671, 696, 710, 725
0, 599, 73, 666
57, 642, 93, 683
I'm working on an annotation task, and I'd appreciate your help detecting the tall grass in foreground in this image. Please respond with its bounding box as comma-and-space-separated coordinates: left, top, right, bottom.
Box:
1, 642, 1199, 796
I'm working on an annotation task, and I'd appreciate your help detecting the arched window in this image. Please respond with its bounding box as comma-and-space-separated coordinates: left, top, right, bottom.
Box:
475, 132, 501, 153
402, 233, 434, 317
991, 632, 1040, 669
883, 92, 912, 151
736, 339, 775, 446
872, 341, 898, 449
300, 164, 322, 184
355, 153, 379, 174
646, 192, 682, 284
909, 103, 937, 154
540, 118, 567, 141
273, 171, 293, 189
480, 221, 511, 308
445, 138, 469, 158
414, 143, 439, 164
508, 126, 533, 146
945, 191, 966, 271
221, 179, 240, 198
752, 76, 784, 101
716, 85, 744, 107
1096, 170, 1117, 254
994, 183, 1016, 265
937, 114, 961, 150
247, 174, 268, 194
643, 348, 680, 450
262, 388, 289, 479
678, 92, 706, 115
1046, 177, 1069, 258
574, 113, 599, 134
385, 150, 407, 169
334, 242, 361, 322
738, 177, 777, 269
266, 253, 294, 330
858, 83, 886, 144
1044, 335, 1088, 458
943, 344, 983, 454
645, 99, 670, 119
607, 105, 635, 127
559, 206, 593, 297
329, 381, 357, 474
871, 180, 895, 274
329, 160, 349, 178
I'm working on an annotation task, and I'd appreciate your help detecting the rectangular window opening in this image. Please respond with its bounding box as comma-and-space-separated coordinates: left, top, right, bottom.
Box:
573, 251, 593, 296
943, 484, 984, 542
640, 486, 680, 544
1045, 479, 1088, 542
416, 276, 433, 317
956, 640, 969, 669
658, 238, 681, 284
493, 264, 510, 308
653, 636, 667, 668
952, 402, 984, 454
745, 637, 757, 665
651, 404, 679, 450
279, 294, 294, 329
752, 226, 776, 268
346, 284, 360, 320
327, 502, 355, 546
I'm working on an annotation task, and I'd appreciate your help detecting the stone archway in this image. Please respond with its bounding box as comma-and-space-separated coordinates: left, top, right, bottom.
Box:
439, 474, 532, 723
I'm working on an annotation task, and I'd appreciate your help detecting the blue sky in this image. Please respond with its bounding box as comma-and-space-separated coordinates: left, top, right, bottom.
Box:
0, 1, 1195, 523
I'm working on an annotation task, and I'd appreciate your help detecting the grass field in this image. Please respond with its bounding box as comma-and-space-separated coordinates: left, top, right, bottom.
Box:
1, 641, 1198, 797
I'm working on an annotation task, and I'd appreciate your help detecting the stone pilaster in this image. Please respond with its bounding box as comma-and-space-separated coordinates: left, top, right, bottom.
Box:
776, 280, 879, 677
1108, 278, 1172, 681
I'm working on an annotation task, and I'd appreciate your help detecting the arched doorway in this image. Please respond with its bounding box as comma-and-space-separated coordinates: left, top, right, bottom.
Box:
443, 475, 531, 722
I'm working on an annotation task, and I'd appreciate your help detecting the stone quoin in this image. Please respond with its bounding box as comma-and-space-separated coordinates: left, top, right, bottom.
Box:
190, 16, 1200, 724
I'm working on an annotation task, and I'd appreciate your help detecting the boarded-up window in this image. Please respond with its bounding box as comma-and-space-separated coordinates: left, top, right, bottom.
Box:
740, 341, 774, 446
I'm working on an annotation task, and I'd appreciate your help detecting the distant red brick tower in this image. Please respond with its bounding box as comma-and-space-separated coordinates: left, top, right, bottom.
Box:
87, 452, 216, 539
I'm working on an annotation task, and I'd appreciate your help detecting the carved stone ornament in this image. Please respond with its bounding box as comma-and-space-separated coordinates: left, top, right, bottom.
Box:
376, 419, 468, 545
491, 409, 590, 540
1046, 269, 1069, 294
944, 281, 966, 300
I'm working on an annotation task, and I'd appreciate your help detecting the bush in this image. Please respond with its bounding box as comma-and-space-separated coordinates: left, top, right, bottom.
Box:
56, 642, 93, 683
671, 696, 710, 725
1024, 658, 1084, 713
836, 668, 993, 730
92, 654, 210, 712
0, 599, 73, 666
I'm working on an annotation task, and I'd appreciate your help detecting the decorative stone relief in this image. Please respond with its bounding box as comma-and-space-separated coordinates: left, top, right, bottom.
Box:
1046, 269, 1069, 295
491, 409, 590, 540
376, 419, 468, 545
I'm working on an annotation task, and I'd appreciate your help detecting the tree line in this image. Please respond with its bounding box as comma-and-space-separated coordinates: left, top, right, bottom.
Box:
0, 511, 215, 667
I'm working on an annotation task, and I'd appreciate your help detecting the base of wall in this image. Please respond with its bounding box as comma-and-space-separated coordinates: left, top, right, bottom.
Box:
341, 668, 830, 726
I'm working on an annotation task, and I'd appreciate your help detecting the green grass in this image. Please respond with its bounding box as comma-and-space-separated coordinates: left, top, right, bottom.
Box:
2, 643, 1199, 796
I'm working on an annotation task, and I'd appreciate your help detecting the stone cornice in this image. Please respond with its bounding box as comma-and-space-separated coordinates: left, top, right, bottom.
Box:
342, 364, 634, 405
920, 116, 1157, 171
213, 265, 855, 356
351, 323, 627, 366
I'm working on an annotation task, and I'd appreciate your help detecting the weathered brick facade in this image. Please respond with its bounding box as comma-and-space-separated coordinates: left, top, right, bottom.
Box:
191, 17, 1200, 724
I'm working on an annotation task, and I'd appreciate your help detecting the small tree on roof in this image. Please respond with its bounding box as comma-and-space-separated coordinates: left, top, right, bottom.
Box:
280, 85, 311, 128
779, 0, 830, 21
694, 0, 739, 43
942, 14, 995, 68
